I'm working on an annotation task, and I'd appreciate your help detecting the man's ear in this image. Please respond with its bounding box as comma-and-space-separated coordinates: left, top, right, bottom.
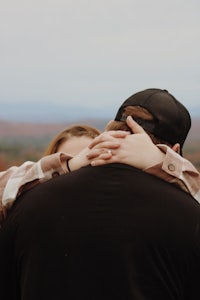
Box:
172, 143, 180, 153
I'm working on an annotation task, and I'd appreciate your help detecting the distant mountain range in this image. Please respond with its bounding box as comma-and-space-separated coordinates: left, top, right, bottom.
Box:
0, 102, 114, 123
1, 101, 200, 123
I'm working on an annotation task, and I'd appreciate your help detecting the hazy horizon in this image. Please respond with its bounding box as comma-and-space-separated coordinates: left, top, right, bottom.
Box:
1, 100, 200, 123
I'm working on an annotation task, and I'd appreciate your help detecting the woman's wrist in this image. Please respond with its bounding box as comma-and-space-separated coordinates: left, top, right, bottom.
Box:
66, 156, 82, 172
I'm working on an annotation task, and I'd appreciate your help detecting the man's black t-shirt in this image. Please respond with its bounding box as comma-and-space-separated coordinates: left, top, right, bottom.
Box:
1, 164, 200, 299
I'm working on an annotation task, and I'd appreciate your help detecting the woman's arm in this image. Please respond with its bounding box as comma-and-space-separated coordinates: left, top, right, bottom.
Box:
148, 144, 200, 202
0, 152, 72, 223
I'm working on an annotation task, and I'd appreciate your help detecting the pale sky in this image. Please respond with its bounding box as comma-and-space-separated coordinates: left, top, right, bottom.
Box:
0, 0, 200, 121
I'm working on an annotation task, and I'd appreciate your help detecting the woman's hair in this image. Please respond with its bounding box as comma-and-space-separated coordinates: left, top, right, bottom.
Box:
44, 124, 101, 155
106, 106, 172, 147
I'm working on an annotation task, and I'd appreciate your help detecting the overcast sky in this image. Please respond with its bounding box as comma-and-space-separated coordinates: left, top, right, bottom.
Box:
0, 0, 200, 121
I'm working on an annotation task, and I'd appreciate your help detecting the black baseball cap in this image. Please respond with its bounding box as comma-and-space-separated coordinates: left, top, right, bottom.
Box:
114, 88, 191, 154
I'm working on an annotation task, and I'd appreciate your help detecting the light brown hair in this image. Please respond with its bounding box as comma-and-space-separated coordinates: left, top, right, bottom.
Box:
44, 124, 101, 156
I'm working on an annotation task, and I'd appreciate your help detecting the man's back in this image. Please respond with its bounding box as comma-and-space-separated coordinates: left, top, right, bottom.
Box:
1, 164, 200, 300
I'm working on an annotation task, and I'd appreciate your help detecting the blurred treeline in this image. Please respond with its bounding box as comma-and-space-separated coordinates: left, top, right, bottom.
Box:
0, 136, 51, 171
0, 135, 200, 172
184, 141, 200, 171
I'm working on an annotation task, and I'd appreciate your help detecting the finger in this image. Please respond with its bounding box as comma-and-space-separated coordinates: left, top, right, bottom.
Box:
126, 116, 146, 134
88, 131, 128, 149
107, 130, 130, 138
88, 134, 111, 149
97, 152, 113, 160
91, 158, 112, 167
92, 141, 120, 150
86, 149, 103, 159
87, 148, 113, 159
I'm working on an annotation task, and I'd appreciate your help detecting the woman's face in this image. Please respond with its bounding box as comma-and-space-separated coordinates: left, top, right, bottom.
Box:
57, 136, 93, 156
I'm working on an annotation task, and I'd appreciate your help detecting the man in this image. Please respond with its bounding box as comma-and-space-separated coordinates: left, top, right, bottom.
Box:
1, 88, 200, 300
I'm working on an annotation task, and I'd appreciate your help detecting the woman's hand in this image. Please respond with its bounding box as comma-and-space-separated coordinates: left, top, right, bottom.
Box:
87, 116, 165, 170
87, 130, 130, 160
67, 130, 129, 171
